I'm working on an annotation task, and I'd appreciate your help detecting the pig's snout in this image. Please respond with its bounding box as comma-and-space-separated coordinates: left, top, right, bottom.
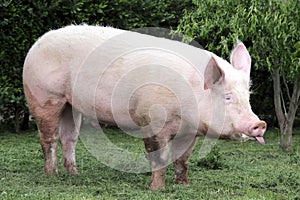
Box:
248, 121, 267, 145
249, 121, 267, 137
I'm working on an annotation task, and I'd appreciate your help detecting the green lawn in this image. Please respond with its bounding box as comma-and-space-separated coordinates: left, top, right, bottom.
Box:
0, 128, 299, 200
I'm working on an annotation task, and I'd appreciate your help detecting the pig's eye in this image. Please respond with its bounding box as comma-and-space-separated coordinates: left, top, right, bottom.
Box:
225, 93, 233, 104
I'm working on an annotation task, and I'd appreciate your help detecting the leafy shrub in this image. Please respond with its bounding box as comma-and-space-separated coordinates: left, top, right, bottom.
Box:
177, 0, 300, 129
0, 0, 193, 131
196, 146, 226, 170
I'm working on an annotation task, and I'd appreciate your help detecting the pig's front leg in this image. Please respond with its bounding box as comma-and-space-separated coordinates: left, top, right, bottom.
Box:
172, 136, 198, 185
143, 127, 171, 190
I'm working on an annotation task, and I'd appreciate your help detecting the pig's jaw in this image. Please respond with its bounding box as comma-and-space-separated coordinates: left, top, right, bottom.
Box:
241, 133, 265, 145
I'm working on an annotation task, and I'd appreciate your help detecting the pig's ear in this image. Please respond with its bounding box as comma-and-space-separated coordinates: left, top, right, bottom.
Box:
204, 56, 224, 90
230, 42, 251, 77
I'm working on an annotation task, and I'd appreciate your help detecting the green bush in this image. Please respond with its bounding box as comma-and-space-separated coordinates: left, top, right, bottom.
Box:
0, 0, 193, 131
196, 146, 226, 170
177, 0, 300, 127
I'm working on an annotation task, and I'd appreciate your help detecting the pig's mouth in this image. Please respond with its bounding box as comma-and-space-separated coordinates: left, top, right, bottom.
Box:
241, 133, 265, 145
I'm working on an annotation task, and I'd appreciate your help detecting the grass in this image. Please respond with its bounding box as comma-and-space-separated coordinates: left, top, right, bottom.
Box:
0, 127, 299, 200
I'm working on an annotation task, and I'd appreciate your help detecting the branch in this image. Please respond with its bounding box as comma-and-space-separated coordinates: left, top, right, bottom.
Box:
282, 74, 291, 101
292, 76, 300, 107
273, 70, 287, 131
280, 90, 287, 116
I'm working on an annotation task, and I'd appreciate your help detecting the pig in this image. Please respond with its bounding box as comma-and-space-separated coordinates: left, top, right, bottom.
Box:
23, 25, 266, 190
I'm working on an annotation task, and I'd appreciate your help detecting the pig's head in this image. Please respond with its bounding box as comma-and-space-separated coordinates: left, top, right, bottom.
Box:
202, 42, 267, 145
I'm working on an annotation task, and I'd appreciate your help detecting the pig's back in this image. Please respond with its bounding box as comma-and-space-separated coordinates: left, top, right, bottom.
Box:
23, 25, 125, 101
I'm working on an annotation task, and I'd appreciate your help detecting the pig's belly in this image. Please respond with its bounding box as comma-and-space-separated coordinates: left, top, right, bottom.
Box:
71, 90, 141, 130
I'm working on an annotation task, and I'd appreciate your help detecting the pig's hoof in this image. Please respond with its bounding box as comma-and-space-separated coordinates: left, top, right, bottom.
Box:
65, 166, 78, 175
174, 179, 189, 186
69, 168, 79, 175
64, 162, 78, 175
149, 182, 165, 190
149, 185, 165, 190
44, 168, 58, 176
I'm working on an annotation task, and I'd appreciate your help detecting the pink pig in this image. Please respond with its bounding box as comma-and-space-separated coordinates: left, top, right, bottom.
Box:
23, 25, 266, 190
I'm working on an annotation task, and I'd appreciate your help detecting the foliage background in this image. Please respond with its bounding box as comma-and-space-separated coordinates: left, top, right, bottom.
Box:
0, 0, 193, 131
177, 0, 300, 150
0, 0, 299, 132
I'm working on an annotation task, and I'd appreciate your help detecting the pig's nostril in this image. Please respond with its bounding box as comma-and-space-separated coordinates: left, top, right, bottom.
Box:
249, 121, 267, 135
253, 125, 266, 130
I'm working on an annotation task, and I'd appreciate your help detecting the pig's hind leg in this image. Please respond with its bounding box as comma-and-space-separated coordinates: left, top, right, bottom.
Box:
59, 104, 82, 175
25, 93, 66, 175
